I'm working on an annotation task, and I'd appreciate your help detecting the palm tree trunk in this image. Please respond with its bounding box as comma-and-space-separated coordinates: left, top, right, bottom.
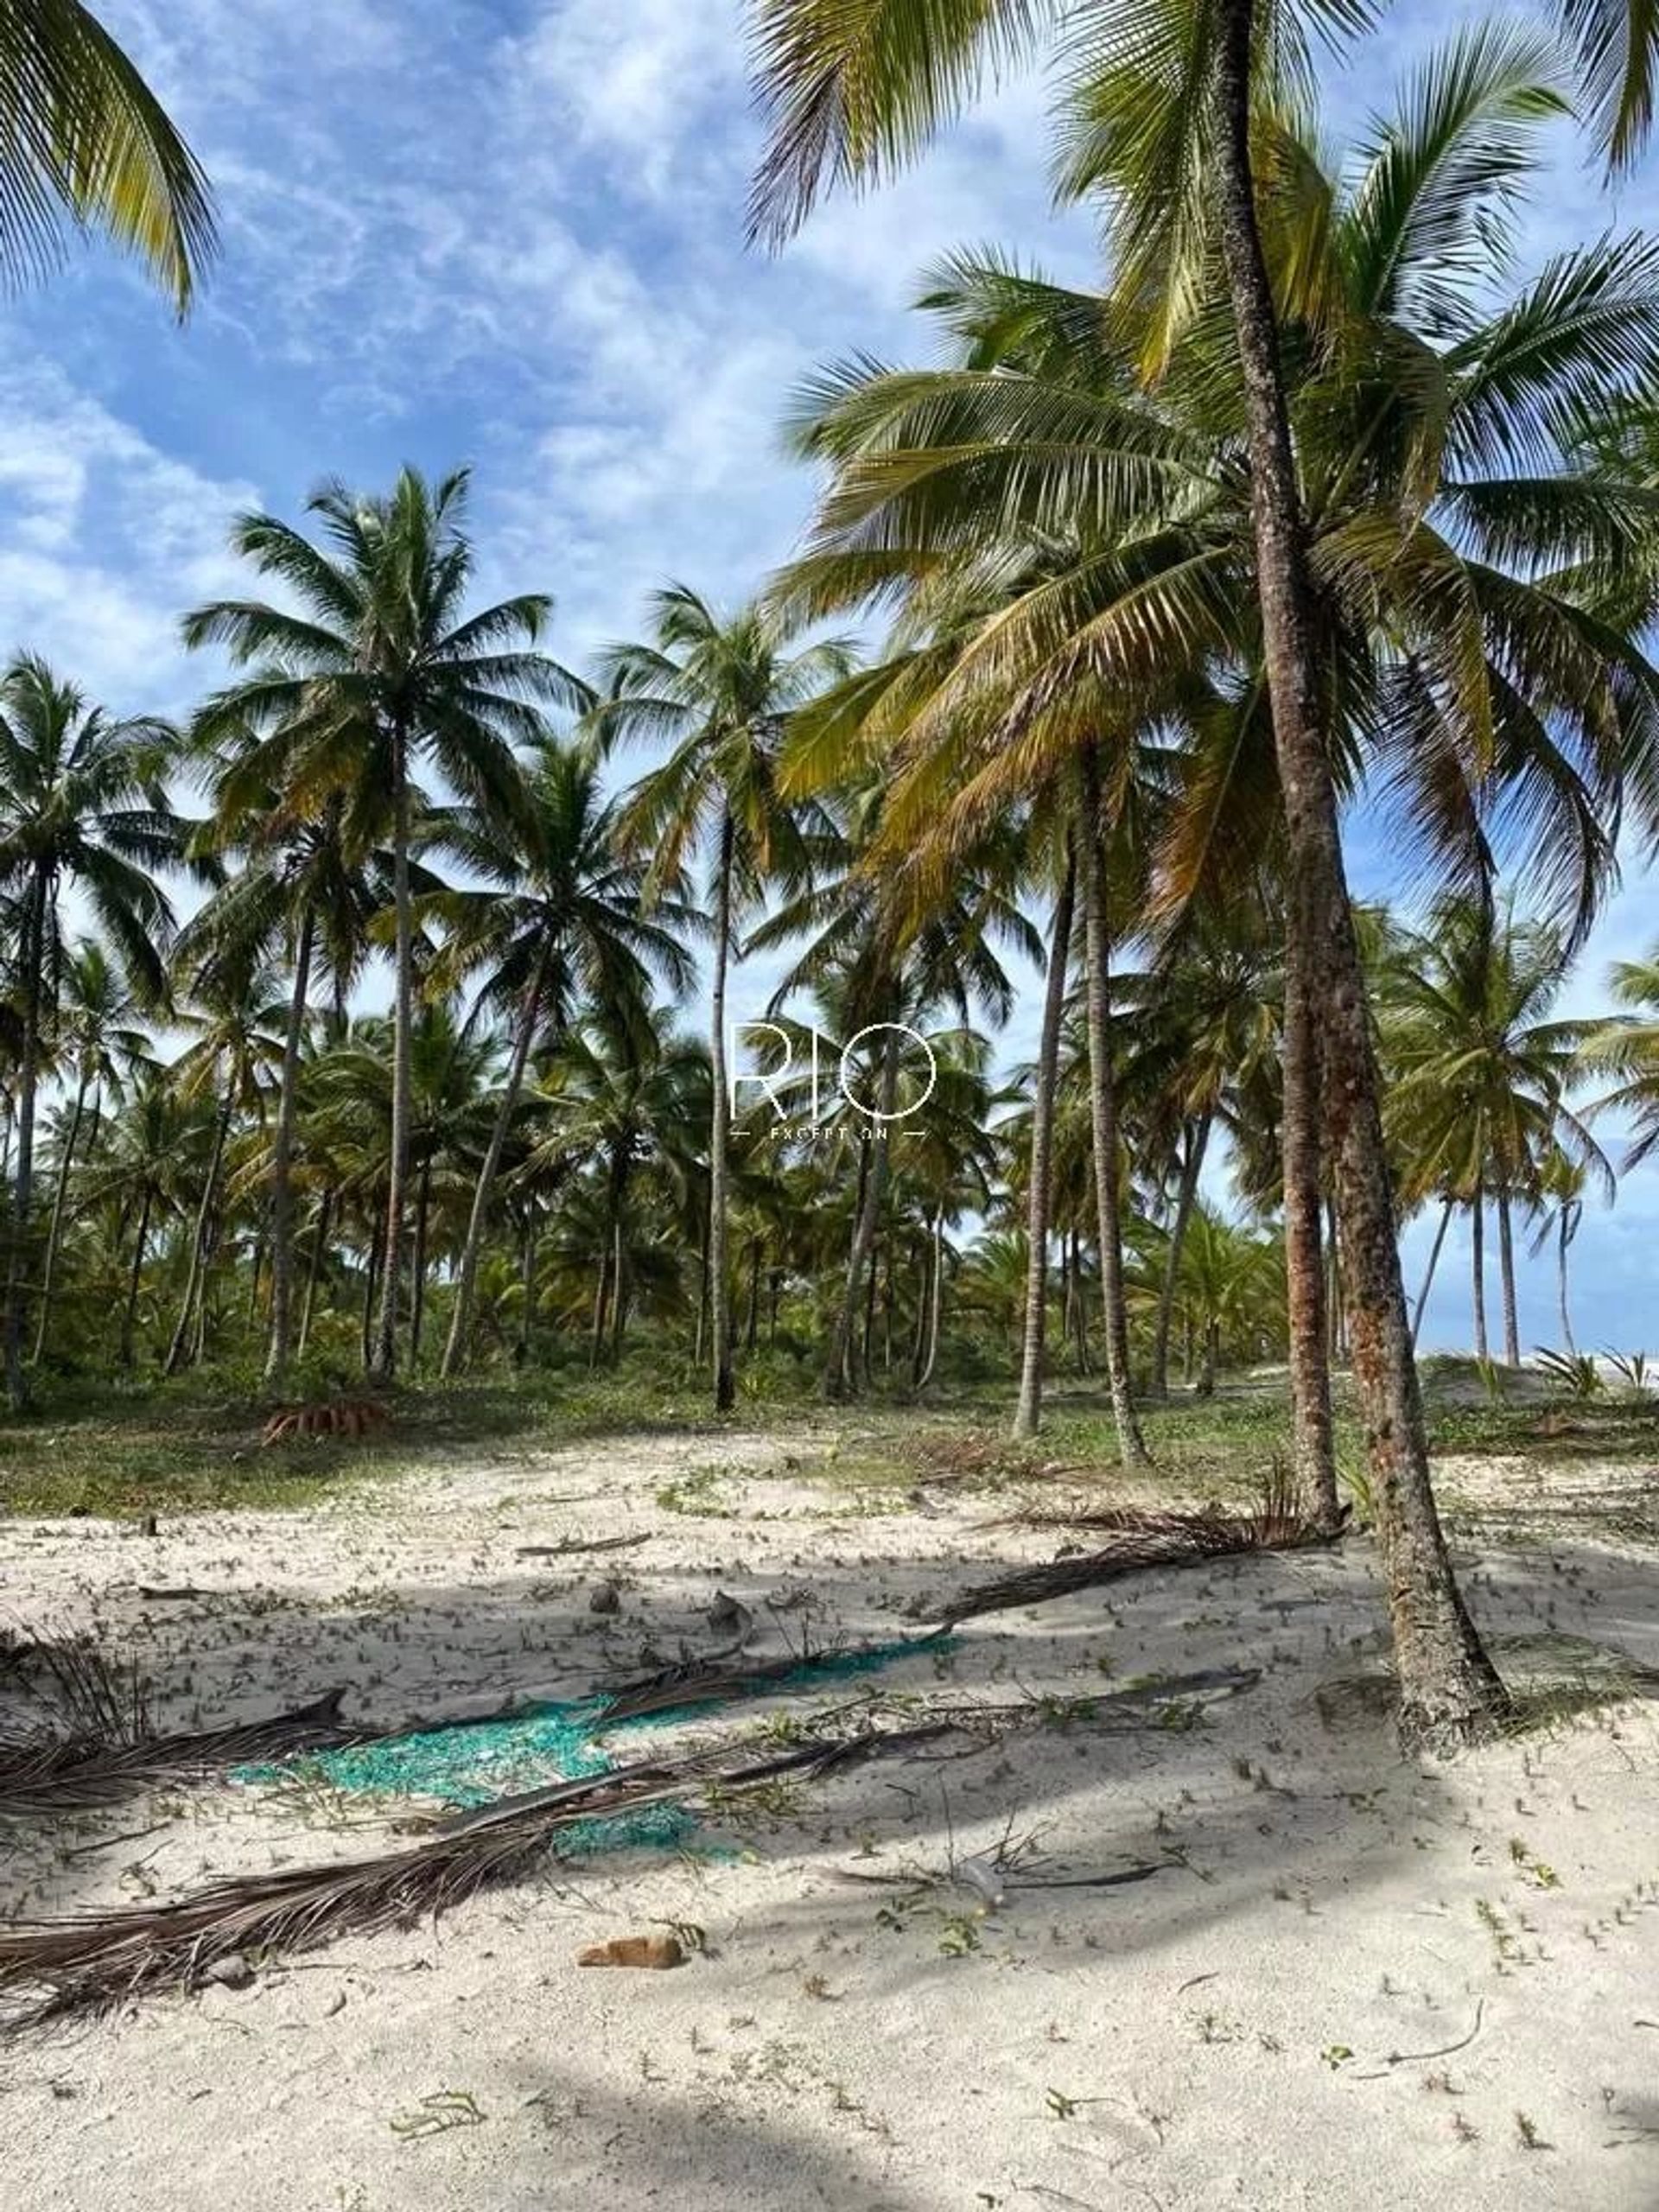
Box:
120, 1186, 152, 1368
264, 906, 315, 1386
32, 1067, 88, 1367
1013, 852, 1076, 1438
746, 1236, 762, 1353
298, 1189, 331, 1362
918, 1204, 945, 1390
442, 948, 552, 1376
823, 1024, 899, 1399
1214, 0, 1503, 1746
517, 1205, 538, 1363
371, 718, 413, 1383
708, 810, 737, 1411
1557, 1205, 1577, 1357
1077, 746, 1148, 1468
610, 1213, 628, 1359
410, 1156, 432, 1365
1152, 1111, 1211, 1401
1471, 1192, 1488, 1362
5, 865, 49, 1411
1411, 1198, 1453, 1351
1497, 1180, 1520, 1367
167, 1089, 232, 1376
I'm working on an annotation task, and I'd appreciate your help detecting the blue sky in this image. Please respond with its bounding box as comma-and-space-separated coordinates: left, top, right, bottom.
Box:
4, 0, 1659, 1352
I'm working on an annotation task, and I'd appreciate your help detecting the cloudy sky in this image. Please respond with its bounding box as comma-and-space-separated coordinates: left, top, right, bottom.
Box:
5, 0, 1659, 1352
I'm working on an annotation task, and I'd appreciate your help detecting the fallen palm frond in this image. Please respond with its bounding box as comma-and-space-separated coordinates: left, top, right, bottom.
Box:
595, 1632, 942, 1724
0, 1718, 962, 2025
1, 1629, 149, 1747
927, 1495, 1339, 1631
0, 1689, 361, 1821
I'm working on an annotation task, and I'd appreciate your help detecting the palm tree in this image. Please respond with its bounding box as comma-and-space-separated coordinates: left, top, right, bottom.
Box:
31, 937, 153, 1363
599, 585, 852, 1410
162, 945, 283, 1374
182, 467, 580, 1382
1378, 898, 1610, 1368
0, 0, 215, 308
1012, 834, 1075, 1438
523, 1010, 711, 1364
184, 755, 390, 1389
744, 5, 1659, 1742
0, 655, 185, 1407
428, 738, 698, 1375
93, 1069, 192, 1367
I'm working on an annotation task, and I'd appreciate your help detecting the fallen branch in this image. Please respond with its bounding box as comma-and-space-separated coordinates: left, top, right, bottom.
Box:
514, 1533, 652, 1560
1352, 1999, 1485, 2078
925, 1503, 1339, 1630
0, 1718, 963, 2024
0, 1689, 361, 1821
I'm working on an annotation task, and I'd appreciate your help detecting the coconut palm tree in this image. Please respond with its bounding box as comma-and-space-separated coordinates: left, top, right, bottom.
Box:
427, 738, 699, 1375
31, 936, 154, 1363
0, 0, 216, 308
0, 655, 187, 1407
182, 467, 581, 1382
162, 945, 283, 1374
1378, 897, 1611, 1368
182, 762, 391, 1386
598, 586, 853, 1409
746, 7, 1659, 1740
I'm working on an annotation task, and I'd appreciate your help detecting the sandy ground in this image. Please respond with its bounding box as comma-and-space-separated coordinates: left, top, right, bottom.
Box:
3, 1429, 1658, 2212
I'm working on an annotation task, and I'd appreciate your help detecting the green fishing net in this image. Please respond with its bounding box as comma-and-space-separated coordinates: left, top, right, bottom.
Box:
238, 1636, 941, 1859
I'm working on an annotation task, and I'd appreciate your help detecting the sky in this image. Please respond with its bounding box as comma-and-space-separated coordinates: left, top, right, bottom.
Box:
4, 0, 1659, 1353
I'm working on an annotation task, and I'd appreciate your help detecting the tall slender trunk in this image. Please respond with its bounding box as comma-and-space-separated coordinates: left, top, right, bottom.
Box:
708, 810, 736, 1411
1077, 746, 1148, 1468
918, 1204, 945, 1390
823, 1023, 899, 1399
360, 1230, 379, 1372
1214, 0, 1503, 1746
1070, 1230, 1091, 1373
166, 1087, 232, 1376
746, 1236, 762, 1353
610, 1212, 628, 1359
1497, 1179, 1520, 1368
298, 1189, 332, 1362
120, 1185, 152, 1368
517, 1205, 538, 1363
1410, 1198, 1453, 1351
32, 1066, 88, 1366
1325, 1195, 1345, 1362
410, 1156, 432, 1365
589, 1245, 610, 1369
371, 718, 413, 1383
1152, 1111, 1211, 1400
5, 865, 49, 1410
1471, 1192, 1488, 1362
1557, 1205, 1578, 1357
1013, 852, 1076, 1438
442, 947, 552, 1376
264, 906, 315, 1386
1281, 818, 1335, 1509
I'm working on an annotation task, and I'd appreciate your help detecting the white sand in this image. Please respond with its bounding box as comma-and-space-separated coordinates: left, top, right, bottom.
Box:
3, 1431, 1657, 2211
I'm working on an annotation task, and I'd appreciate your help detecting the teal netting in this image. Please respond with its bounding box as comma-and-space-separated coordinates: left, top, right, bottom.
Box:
238, 1636, 943, 1859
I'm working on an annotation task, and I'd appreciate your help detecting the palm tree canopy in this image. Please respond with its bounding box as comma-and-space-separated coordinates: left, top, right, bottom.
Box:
0, 0, 216, 308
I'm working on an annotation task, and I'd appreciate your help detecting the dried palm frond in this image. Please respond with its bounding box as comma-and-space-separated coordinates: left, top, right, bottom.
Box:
0, 1718, 960, 2025
595, 1632, 941, 1724
1, 1630, 149, 1746
0, 1688, 359, 1821
928, 1493, 1338, 1631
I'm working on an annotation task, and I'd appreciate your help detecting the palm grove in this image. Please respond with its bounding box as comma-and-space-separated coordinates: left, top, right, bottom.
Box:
8, 0, 1659, 1751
